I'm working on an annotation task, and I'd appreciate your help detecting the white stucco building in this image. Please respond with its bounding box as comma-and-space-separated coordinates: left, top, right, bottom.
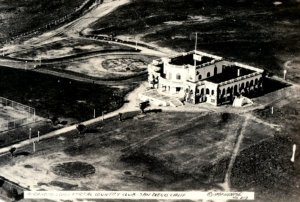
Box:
146, 50, 264, 106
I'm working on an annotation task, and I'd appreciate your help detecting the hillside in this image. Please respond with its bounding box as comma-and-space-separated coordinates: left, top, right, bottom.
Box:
89, 0, 300, 80
0, 0, 89, 43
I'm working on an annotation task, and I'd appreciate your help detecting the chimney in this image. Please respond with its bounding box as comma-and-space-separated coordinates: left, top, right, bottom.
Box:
237, 68, 240, 77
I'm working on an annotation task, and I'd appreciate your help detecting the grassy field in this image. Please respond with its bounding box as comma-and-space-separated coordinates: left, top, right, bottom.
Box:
89, 0, 300, 81
231, 85, 300, 202
0, 110, 287, 201
0, 67, 135, 122
0, 0, 88, 42
44, 54, 156, 80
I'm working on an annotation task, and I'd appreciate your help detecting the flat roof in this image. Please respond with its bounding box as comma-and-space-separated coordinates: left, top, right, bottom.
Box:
169, 53, 214, 66
206, 65, 255, 84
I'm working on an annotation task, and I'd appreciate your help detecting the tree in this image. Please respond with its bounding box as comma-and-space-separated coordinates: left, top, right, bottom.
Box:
76, 124, 87, 134
9, 147, 16, 158
139, 101, 150, 114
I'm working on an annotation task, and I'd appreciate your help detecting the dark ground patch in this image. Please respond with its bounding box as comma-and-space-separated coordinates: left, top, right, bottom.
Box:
49, 181, 78, 190
52, 161, 96, 178
232, 137, 300, 202
0, 67, 133, 121
0, 0, 87, 41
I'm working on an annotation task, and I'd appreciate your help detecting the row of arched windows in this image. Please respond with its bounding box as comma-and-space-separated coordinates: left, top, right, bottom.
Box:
196, 88, 214, 96
220, 78, 262, 96
196, 77, 262, 97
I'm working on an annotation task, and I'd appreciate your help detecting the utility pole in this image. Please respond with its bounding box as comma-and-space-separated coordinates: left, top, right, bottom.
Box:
33, 141, 36, 153
194, 32, 198, 67
195, 32, 198, 52
271, 106, 274, 115
135, 39, 138, 50
29, 128, 32, 139
291, 144, 296, 163
283, 69, 287, 80
102, 111, 105, 121
33, 109, 36, 122
37, 131, 40, 142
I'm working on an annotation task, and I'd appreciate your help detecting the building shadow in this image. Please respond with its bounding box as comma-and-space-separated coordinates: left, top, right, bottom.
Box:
14, 151, 30, 157
263, 77, 291, 94
145, 109, 163, 114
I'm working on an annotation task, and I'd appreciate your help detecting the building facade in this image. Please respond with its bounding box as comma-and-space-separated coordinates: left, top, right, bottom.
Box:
147, 50, 264, 106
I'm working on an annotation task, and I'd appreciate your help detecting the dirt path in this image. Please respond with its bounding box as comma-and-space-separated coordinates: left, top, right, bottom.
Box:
27, 0, 130, 46
221, 114, 250, 191
2, 0, 130, 55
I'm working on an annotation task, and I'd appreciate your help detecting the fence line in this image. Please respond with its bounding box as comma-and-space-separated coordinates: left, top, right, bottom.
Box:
0, 97, 35, 132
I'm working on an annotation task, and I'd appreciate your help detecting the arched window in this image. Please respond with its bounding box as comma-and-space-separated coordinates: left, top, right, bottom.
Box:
201, 88, 204, 95
211, 90, 215, 95
176, 74, 181, 80
206, 89, 210, 95
198, 74, 202, 80
214, 66, 218, 75
246, 81, 249, 88
227, 87, 232, 94
241, 83, 245, 89
207, 72, 211, 78
250, 80, 254, 86
255, 78, 258, 85
234, 85, 238, 94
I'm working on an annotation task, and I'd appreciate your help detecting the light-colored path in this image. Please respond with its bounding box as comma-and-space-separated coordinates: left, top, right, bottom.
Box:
221, 114, 250, 191
26, 0, 130, 46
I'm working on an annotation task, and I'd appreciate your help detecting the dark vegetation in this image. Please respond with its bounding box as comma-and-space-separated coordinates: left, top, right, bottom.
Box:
232, 136, 299, 202
91, 0, 300, 78
52, 161, 96, 178
0, 67, 132, 121
0, 0, 88, 42
0, 176, 24, 201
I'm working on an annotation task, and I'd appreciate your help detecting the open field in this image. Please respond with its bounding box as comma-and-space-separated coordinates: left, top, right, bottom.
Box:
0, 0, 88, 42
0, 78, 298, 202
7, 37, 137, 60
89, 0, 300, 82
0, 110, 290, 201
44, 54, 157, 80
